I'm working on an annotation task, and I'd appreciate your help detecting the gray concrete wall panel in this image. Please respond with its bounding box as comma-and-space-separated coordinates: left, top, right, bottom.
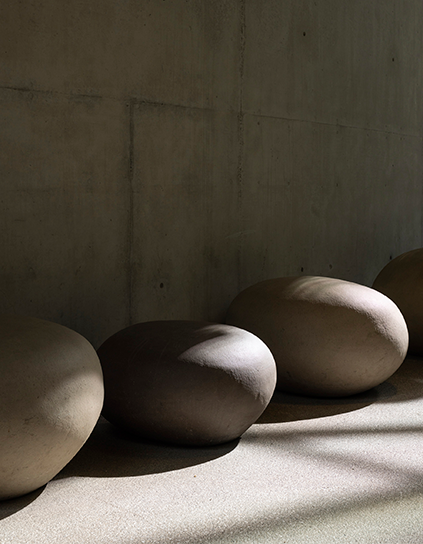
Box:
0, 0, 240, 111
131, 104, 240, 324
0, 89, 129, 346
244, 1, 423, 134
239, 114, 422, 290
0, 1, 421, 345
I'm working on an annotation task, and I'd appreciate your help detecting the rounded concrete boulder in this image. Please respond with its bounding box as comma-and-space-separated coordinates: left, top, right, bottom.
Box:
97, 321, 277, 446
0, 315, 104, 500
373, 248, 423, 355
226, 276, 408, 397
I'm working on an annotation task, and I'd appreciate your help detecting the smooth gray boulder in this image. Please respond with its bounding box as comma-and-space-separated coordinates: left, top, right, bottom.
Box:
0, 315, 104, 500
227, 276, 408, 397
97, 321, 277, 446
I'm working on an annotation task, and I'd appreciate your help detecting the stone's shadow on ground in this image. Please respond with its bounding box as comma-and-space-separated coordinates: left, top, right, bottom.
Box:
0, 486, 45, 521
257, 381, 397, 424
57, 359, 423, 480
258, 356, 423, 424
55, 418, 239, 480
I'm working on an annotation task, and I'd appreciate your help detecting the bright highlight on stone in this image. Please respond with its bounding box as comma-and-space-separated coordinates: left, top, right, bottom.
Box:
97, 320, 277, 446
227, 276, 408, 397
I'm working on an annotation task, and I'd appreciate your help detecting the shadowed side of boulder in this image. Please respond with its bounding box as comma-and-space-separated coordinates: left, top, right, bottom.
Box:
373, 248, 423, 355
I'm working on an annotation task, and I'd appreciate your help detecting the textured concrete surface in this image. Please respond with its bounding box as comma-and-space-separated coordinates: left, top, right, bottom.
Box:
0, 1, 240, 110
131, 104, 240, 324
0, 89, 130, 347
243, 1, 423, 132
1, 356, 423, 543
240, 115, 422, 288
0, 1, 422, 348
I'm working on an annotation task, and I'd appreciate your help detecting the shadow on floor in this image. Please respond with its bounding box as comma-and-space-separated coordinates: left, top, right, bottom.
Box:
0, 486, 45, 521
55, 418, 239, 480
257, 356, 423, 424
257, 380, 397, 424
57, 358, 423, 480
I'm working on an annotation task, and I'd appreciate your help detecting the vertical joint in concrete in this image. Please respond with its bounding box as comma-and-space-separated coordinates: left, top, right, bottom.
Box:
237, 0, 246, 290
127, 98, 136, 325
239, 0, 246, 114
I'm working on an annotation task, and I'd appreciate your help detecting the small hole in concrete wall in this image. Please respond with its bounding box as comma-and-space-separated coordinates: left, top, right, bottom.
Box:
392, 58, 395, 61
301, 267, 304, 272
329, 264, 333, 269
160, 283, 164, 288
389, 255, 393, 260
303, 32, 306, 36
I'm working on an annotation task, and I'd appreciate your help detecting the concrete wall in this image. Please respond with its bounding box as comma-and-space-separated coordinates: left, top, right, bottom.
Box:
0, 1, 422, 347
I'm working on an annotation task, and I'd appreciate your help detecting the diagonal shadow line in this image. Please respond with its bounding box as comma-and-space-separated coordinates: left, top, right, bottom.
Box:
261, 434, 423, 487
243, 423, 423, 440
125, 423, 423, 543
239, 427, 423, 511
156, 485, 423, 544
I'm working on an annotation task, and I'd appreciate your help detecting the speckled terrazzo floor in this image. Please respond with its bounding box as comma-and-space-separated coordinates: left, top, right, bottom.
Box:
2, 356, 423, 544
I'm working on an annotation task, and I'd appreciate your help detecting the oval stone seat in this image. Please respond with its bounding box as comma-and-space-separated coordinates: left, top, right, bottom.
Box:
226, 276, 408, 398
0, 315, 104, 500
373, 248, 423, 355
97, 321, 277, 446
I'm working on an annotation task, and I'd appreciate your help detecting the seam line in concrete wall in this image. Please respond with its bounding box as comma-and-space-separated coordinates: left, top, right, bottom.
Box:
133, 99, 222, 114
0, 85, 238, 114
128, 99, 135, 325
236, 0, 246, 292
239, 0, 246, 112
243, 111, 422, 139
0, 85, 107, 102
